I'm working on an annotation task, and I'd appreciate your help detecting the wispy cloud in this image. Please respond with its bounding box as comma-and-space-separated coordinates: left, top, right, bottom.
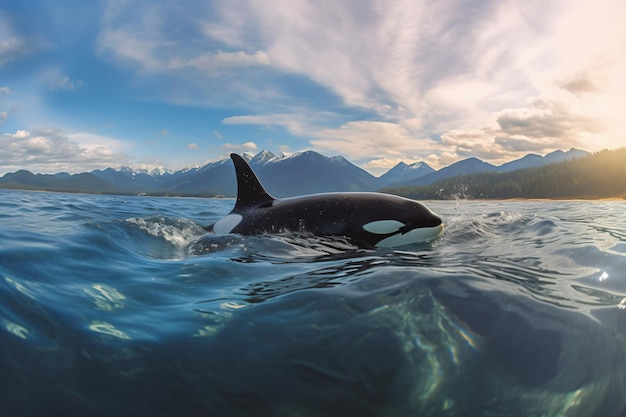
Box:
96, 0, 275, 109
223, 114, 312, 136
0, 17, 30, 67
313, 121, 427, 158
168, 50, 270, 72
47, 74, 84, 91
0, 37, 26, 67
0, 11, 47, 69
220, 141, 258, 154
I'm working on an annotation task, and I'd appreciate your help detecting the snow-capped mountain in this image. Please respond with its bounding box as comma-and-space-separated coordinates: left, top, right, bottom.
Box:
0, 149, 591, 197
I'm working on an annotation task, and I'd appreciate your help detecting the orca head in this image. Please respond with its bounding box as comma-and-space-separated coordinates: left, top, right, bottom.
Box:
361, 197, 444, 247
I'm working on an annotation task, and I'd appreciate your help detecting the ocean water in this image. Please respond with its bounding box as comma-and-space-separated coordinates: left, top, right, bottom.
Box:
1, 189, 625, 417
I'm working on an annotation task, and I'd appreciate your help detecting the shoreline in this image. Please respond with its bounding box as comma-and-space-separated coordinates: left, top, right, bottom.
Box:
466, 197, 626, 202
1, 187, 625, 202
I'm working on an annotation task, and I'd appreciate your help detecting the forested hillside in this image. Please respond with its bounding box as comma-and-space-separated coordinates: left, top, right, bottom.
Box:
383, 148, 626, 200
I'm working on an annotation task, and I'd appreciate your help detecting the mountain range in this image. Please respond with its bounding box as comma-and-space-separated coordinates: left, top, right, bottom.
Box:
0, 148, 590, 197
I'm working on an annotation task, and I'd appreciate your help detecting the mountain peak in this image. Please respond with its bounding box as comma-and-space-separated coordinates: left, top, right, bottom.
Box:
391, 161, 408, 170
294, 150, 321, 158
408, 161, 431, 170
250, 150, 276, 165
240, 152, 254, 162
148, 166, 171, 176
378, 159, 435, 188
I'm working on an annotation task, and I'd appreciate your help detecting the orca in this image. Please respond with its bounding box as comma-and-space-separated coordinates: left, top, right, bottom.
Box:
205, 153, 444, 248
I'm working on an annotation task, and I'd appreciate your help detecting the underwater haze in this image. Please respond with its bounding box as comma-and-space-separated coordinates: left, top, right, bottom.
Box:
1, 189, 626, 416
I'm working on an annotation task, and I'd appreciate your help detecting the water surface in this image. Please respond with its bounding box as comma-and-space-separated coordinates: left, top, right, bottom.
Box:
1, 190, 625, 416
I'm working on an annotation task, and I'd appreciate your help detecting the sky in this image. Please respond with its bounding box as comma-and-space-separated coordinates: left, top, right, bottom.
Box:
1, 0, 625, 176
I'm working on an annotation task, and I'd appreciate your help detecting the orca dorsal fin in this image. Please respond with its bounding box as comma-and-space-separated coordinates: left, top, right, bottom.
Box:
230, 153, 275, 213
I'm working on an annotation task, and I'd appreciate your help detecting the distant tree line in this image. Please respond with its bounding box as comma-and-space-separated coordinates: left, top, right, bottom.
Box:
383, 148, 626, 200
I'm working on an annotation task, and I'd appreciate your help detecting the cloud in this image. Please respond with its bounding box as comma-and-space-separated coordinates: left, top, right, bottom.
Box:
434, 96, 603, 163
0, 37, 25, 67
0, 12, 47, 69
160, 128, 169, 136
98, 2, 270, 75
0, 129, 130, 174
40, 69, 84, 91
495, 99, 601, 141
0, 86, 12, 95
310, 120, 453, 169
97, 1, 169, 71
440, 128, 507, 158
48, 75, 84, 91
203, 0, 510, 120
362, 157, 405, 172
187, 143, 198, 150
312, 121, 419, 157
223, 114, 312, 136
309, 120, 503, 171
168, 50, 270, 73
96, 4, 280, 110
0, 17, 30, 67
556, 72, 600, 95
220, 141, 258, 153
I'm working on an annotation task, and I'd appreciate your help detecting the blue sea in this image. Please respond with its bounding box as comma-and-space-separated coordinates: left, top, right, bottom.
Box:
1, 189, 626, 417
